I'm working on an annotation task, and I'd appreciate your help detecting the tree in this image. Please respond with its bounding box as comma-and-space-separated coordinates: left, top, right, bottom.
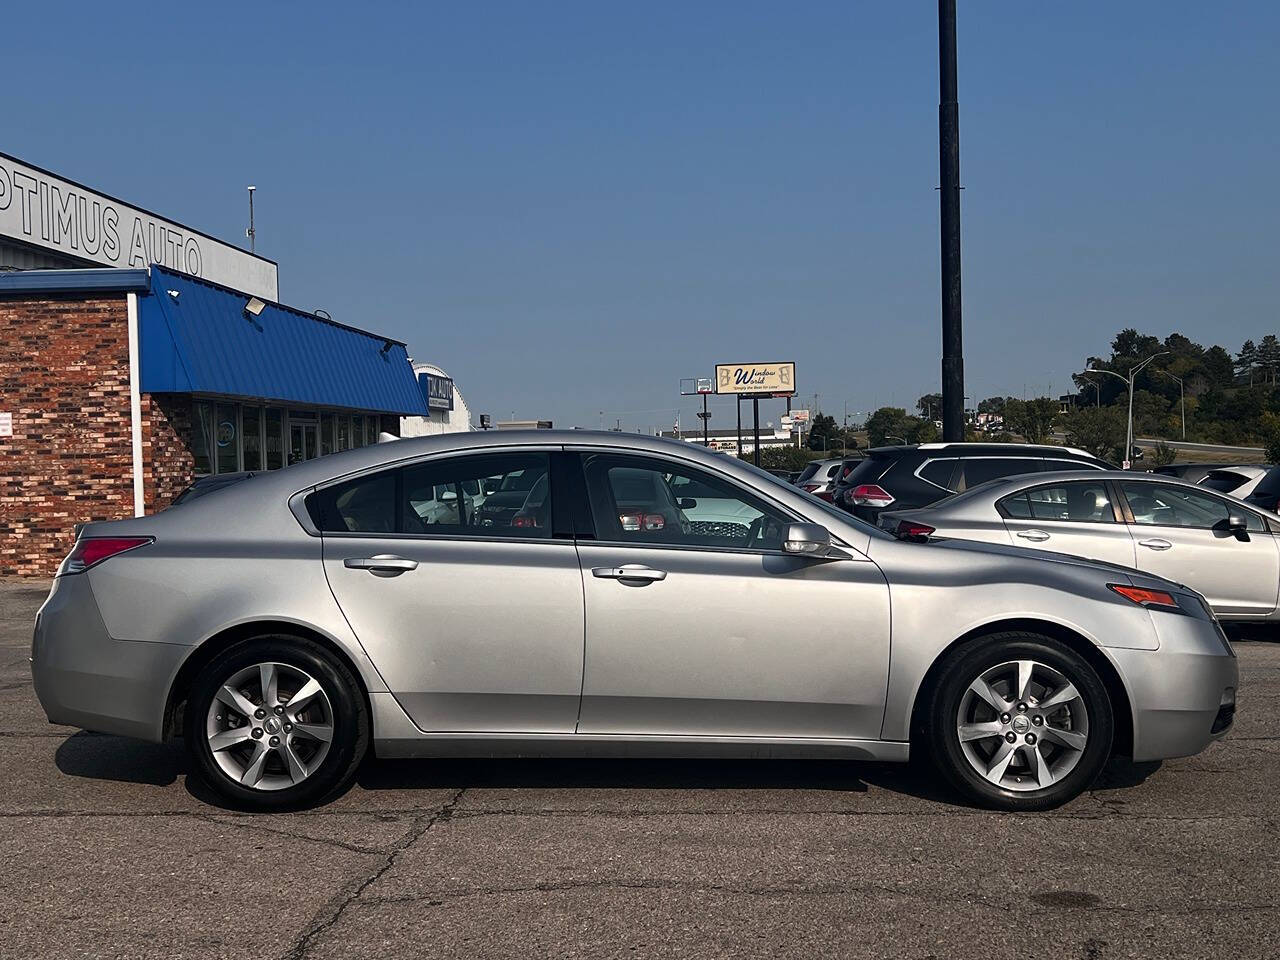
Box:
742, 446, 825, 472
1201, 345, 1234, 389
977, 396, 1007, 415
915, 393, 943, 421
806, 413, 839, 451
1238, 340, 1258, 385
1150, 441, 1178, 467
1259, 335, 1280, 385
1003, 397, 1058, 444
1062, 406, 1126, 463
864, 407, 912, 447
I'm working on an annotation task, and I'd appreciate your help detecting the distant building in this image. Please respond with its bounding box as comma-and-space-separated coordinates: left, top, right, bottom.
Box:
400, 362, 471, 436
661, 426, 795, 455
498, 419, 553, 430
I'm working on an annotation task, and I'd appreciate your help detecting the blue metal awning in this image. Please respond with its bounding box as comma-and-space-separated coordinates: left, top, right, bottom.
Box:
139, 266, 428, 416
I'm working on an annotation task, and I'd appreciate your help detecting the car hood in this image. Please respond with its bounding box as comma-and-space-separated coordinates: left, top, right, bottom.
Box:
872, 531, 1195, 594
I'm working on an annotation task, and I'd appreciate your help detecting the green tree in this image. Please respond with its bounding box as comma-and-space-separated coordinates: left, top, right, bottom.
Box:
1003, 397, 1058, 444
865, 407, 917, 446
1062, 406, 1126, 463
915, 393, 943, 420
805, 413, 839, 451
1259, 335, 1280, 385
1150, 441, 1178, 467
741, 446, 826, 472
1238, 340, 1258, 385
977, 396, 1007, 415
1201, 345, 1234, 388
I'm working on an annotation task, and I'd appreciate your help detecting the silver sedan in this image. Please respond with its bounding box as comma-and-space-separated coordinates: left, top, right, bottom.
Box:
881, 469, 1280, 620
32, 434, 1237, 812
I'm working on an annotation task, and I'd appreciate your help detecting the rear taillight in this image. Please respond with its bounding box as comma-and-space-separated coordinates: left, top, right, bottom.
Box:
1108, 584, 1180, 611
619, 513, 665, 532
895, 520, 935, 541
851, 484, 895, 508
511, 514, 539, 528
62, 536, 152, 575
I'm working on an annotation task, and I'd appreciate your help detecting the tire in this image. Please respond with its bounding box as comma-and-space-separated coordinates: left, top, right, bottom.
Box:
924, 632, 1113, 811
184, 636, 369, 811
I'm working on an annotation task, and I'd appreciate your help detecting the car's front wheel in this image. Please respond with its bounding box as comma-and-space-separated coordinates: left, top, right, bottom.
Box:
184, 636, 369, 810
925, 633, 1114, 811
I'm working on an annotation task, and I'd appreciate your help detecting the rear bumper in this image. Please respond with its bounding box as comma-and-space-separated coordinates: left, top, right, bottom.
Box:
1110, 610, 1238, 762
31, 574, 184, 742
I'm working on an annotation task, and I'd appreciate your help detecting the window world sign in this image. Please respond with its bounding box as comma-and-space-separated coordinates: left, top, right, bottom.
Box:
0, 151, 279, 301
714, 362, 796, 396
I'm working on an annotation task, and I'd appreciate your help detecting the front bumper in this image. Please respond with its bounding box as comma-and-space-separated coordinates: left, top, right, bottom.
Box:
1110, 605, 1238, 762
31, 573, 185, 742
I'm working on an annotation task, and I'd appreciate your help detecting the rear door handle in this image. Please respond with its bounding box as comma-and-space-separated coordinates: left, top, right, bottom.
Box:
592, 564, 667, 582
1138, 538, 1173, 551
1016, 529, 1051, 542
344, 555, 419, 574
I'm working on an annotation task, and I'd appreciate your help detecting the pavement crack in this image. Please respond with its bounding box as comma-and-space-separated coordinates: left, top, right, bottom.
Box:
277, 786, 465, 960
195, 813, 394, 858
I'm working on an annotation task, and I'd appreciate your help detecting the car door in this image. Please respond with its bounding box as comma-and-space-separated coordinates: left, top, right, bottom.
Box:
997, 479, 1137, 568
572, 451, 891, 741
1117, 480, 1280, 616
316, 449, 585, 733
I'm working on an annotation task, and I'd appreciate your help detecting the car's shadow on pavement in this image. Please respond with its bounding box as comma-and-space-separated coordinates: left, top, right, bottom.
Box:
52, 731, 1162, 812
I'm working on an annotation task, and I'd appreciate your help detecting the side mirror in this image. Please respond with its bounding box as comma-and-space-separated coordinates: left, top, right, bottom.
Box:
1227, 514, 1250, 540
782, 522, 831, 557
678, 497, 697, 509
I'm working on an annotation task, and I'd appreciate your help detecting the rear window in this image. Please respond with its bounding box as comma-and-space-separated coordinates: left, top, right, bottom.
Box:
1200, 470, 1249, 494
917, 458, 957, 491
960, 457, 1043, 489
1251, 466, 1280, 500
841, 456, 892, 488
795, 462, 823, 484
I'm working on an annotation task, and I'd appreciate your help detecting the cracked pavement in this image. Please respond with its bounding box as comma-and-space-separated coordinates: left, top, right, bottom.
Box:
2, 580, 1277, 959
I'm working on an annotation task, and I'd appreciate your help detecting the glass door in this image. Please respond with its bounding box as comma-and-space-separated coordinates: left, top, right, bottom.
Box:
289, 422, 320, 464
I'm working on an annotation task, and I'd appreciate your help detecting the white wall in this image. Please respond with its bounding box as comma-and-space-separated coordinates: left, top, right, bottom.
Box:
400, 361, 472, 436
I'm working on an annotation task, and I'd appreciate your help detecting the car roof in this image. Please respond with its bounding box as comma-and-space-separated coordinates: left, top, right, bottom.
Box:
866, 442, 1100, 459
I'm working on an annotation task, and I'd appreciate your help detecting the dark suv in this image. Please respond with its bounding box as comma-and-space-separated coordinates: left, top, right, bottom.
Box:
831, 443, 1113, 523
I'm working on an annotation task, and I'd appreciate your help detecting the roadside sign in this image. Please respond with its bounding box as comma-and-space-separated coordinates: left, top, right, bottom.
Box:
714, 362, 796, 396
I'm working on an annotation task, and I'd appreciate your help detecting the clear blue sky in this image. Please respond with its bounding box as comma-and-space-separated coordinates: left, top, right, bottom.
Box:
8, 1, 1278, 432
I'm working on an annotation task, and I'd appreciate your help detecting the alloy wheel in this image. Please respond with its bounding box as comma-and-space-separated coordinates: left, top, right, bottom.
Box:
205, 662, 335, 791
955, 659, 1089, 792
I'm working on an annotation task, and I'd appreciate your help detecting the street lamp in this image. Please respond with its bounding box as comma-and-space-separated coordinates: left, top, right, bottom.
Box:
886, 434, 907, 445
1081, 351, 1169, 468
1156, 368, 1185, 441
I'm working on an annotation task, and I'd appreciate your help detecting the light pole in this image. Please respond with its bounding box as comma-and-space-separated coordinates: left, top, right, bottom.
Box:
1157, 368, 1185, 440
1082, 351, 1169, 468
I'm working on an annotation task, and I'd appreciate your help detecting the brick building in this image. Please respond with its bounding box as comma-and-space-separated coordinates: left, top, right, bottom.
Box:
1, 266, 428, 577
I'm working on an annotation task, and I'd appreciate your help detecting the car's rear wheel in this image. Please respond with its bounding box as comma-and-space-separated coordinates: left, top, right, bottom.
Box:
184, 636, 369, 811
925, 633, 1113, 811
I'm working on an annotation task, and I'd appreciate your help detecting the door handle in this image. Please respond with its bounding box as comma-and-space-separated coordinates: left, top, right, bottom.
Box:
344, 555, 419, 574
1138, 538, 1173, 551
1016, 529, 1051, 542
592, 564, 667, 582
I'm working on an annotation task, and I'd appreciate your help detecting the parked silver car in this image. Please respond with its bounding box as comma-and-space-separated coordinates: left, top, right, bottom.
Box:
881, 470, 1280, 620
32, 434, 1236, 812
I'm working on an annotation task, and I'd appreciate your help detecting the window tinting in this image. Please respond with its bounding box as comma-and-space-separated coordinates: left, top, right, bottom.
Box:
191, 401, 214, 476
918, 458, 957, 490
1024, 482, 1115, 522
312, 453, 551, 536
962, 457, 1041, 489
216, 403, 239, 474
584, 455, 789, 550
242, 407, 263, 471
1121, 481, 1263, 532
265, 409, 284, 469
1199, 471, 1249, 494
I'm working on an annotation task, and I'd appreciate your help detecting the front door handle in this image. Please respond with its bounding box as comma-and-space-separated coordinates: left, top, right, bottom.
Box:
1016, 529, 1051, 542
1138, 538, 1173, 551
592, 564, 667, 582
344, 555, 419, 574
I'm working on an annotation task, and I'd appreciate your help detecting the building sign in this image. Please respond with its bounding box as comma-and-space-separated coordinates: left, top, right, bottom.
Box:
421, 373, 454, 411
714, 362, 796, 396
0, 152, 278, 300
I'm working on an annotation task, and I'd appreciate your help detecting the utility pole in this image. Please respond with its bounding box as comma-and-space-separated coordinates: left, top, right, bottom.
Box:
938, 0, 965, 442
246, 186, 257, 253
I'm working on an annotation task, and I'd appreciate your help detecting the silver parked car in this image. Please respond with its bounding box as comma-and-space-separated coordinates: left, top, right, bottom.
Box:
32, 433, 1236, 812
881, 470, 1280, 620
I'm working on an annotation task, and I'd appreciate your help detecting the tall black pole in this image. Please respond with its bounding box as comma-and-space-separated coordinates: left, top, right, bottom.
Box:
736, 398, 742, 458
752, 398, 761, 467
939, 0, 965, 442
702, 394, 710, 446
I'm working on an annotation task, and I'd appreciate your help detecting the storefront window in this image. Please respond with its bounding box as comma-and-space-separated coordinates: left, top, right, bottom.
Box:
242, 406, 263, 471
320, 413, 334, 456
351, 415, 365, 448
265, 409, 284, 469
191, 401, 214, 475
366, 415, 378, 445
216, 403, 239, 474
336, 415, 349, 451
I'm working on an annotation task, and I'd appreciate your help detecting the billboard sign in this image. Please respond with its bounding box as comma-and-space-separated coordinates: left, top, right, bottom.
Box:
715, 362, 796, 396
0, 151, 279, 300
420, 372, 455, 411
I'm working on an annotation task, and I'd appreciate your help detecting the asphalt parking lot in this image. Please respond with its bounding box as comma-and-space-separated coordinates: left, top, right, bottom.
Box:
2, 581, 1278, 960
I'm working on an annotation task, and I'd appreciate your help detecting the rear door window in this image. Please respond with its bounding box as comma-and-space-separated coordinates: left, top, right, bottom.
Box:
917, 458, 958, 491
959, 457, 1042, 490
